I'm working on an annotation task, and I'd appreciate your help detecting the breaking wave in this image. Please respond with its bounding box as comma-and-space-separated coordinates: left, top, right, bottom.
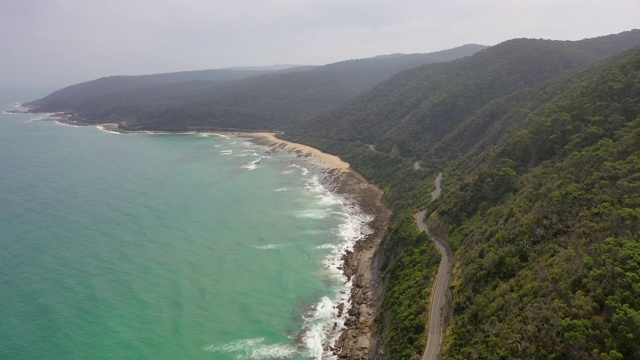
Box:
203, 338, 298, 359
296, 173, 373, 359
256, 244, 290, 250
96, 125, 120, 134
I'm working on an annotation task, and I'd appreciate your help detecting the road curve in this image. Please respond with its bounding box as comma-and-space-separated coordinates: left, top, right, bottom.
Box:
416, 208, 453, 360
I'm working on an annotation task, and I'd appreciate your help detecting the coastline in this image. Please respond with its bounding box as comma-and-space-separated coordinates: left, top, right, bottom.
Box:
326, 167, 390, 359
243, 131, 391, 359
242, 132, 350, 172
29, 112, 391, 359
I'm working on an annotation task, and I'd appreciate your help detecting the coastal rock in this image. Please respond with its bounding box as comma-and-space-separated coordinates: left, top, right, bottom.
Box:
327, 169, 391, 360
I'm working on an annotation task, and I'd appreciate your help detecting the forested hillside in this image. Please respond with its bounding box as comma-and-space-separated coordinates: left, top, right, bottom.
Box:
434, 47, 640, 359
291, 30, 640, 158
26, 44, 485, 131
25, 68, 279, 111
284, 30, 640, 359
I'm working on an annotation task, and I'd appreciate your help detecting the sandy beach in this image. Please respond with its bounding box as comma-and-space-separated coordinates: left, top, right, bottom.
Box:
93, 125, 349, 171
240, 132, 350, 171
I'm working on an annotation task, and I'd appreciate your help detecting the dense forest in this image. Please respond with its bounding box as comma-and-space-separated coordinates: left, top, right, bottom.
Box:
27, 29, 640, 359
432, 47, 640, 359
26, 44, 484, 131
285, 29, 640, 359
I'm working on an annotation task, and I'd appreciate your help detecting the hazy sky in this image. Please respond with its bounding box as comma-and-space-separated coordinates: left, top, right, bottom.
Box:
1, 0, 639, 87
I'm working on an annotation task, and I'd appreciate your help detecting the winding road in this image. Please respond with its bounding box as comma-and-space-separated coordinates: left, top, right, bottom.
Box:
417, 173, 453, 360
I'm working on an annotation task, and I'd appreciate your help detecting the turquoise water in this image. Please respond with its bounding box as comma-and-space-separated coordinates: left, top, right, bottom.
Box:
0, 89, 370, 359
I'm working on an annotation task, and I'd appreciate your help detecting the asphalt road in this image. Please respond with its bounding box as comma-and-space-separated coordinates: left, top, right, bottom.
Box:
416, 210, 453, 360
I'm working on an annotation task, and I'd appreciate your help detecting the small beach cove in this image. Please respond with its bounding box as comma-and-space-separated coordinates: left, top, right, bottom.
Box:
3, 105, 390, 359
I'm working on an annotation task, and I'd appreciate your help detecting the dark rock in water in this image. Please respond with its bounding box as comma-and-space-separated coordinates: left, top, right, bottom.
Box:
337, 303, 345, 317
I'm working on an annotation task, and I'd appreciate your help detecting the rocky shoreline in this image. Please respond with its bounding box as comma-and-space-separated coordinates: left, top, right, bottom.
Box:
327, 169, 390, 359
244, 134, 392, 359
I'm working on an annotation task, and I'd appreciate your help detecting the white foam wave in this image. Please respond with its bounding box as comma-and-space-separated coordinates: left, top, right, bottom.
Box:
315, 244, 336, 250
96, 125, 119, 134
282, 169, 294, 174
274, 188, 288, 192
256, 244, 289, 250
305, 176, 343, 206
289, 164, 309, 175
54, 120, 79, 127
301, 296, 341, 359
197, 133, 210, 137
242, 156, 266, 170
237, 151, 261, 157
203, 338, 297, 359
213, 134, 230, 139
220, 149, 233, 155
336, 211, 373, 252
249, 344, 298, 359
295, 209, 331, 219
294, 175, 374, 359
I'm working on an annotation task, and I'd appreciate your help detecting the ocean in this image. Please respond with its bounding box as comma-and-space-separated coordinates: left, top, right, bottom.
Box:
0, 88, 371, 359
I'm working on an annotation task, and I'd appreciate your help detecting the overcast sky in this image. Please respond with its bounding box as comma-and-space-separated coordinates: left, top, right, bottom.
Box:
1, 0, 639, 87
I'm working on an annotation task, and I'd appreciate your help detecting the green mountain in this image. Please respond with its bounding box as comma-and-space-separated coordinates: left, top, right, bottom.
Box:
26, 44, 485, 131
432, 45, 640, 360
284, 30, 640, 359
290, 30, 640, 159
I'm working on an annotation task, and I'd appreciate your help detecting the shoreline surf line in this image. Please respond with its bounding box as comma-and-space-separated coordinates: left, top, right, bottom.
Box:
36, 113, 348, 173
242, 131, 390, 359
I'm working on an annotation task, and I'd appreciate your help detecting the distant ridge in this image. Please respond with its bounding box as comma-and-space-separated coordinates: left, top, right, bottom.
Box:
224, 64, 314, 71
27, 44, 486, 131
